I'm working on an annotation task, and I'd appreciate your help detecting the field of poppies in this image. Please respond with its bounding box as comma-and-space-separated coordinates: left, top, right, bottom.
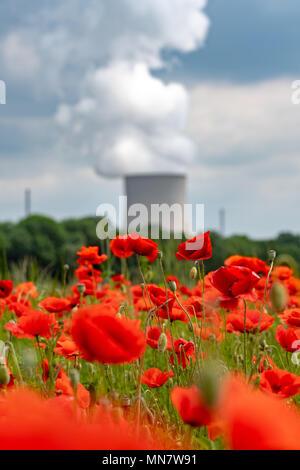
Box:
1, 231, 300, 450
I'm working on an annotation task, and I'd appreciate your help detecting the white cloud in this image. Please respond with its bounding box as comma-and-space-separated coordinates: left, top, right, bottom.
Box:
186, 78, 300, 237
0, 0, 209, 176
55, 62, 196, 176
188, 78, 300, 163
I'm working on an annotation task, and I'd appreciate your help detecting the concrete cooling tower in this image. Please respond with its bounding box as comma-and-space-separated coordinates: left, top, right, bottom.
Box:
124, 173, 187, 235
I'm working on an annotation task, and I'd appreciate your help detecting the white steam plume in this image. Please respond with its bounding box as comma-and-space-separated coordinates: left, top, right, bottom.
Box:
1, 0, 210, 176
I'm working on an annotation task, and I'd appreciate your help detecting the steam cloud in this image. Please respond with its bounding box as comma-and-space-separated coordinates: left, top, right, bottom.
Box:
1, 0, 210, 176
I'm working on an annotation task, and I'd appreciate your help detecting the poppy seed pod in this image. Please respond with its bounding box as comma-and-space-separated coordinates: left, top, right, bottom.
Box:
77, 283, 86, 295
64, 264, 70, 271
69, 368, 80, 391
268, 250, 277, 262
0, 359, 10, 387
168, 280, 177, 293
196, 362, 222, 408
270, 282, 287, 311
158, 333, 168, 353
190, 266, 198, 280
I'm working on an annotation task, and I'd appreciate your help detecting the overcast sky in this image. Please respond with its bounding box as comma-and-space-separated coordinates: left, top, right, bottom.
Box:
0, 0, 299, 239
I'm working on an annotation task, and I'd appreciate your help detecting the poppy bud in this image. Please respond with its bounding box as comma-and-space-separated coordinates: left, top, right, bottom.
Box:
188, 322, 194, 333
64, 264, 70, 271
195, 361, 222, 408
270, 282, 287, 311
168, 280, 177, 293
118, 303, 129, 316
145, 269, 153, 283
0, 358, 10, 387
69, 368, 80, 392
157, 251, 163, 260
190, 266, 198, 280
77, 283, 86, 295
259, 338, 268, 351
252, 375, 261, 388
158, 333, 167, 353
268, 250, 277, 262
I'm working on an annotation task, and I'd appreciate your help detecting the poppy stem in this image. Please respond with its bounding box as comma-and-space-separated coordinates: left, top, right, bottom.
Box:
257, 259, 274, 334
5, 341, 23, 385
243, 299, 248, 376
157, 254, 180, 382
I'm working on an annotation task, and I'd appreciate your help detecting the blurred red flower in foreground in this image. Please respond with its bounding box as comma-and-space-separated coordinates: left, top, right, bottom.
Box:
5, 310, 58, 340
211, 266, 260, 301
0, 389, 164, 450
0, 280, 13, 299
275, 325, 300, 352
220, 376, 300, 450
176, 231, 212, 261
71, 304, 146, 364
141, 368, 173, 388
171, 385, 212, 427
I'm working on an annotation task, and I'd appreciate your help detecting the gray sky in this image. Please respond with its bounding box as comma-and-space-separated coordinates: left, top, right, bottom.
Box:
0, 0, 299, 238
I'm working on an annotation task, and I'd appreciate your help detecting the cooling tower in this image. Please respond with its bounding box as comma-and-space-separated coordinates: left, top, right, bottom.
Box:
124, 173, 187, 235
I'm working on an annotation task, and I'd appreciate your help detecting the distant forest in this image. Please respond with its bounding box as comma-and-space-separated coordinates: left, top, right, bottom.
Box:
0, 215, 299, 283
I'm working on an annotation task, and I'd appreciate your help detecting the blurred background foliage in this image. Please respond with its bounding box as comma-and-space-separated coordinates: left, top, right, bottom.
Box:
0, 214, 299, 284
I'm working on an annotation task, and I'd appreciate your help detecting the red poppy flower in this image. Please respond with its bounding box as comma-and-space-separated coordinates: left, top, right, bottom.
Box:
275, 325, 300, 352
55, 370, 90, 409
171, 385, 212, 427
75, 265, 103, 284
5, 310, 58, 340
272, 266, 293, 281
252, 355, 276, 373
0, 280, 13, 299
111, 274, 130, 288
110, 235, 134, 259
77, 246, 107, 265
0, 389, 165, 450
71, 304, 146, 364
14, 282, 38, 299
147, 284, 175, 315
166, 275, 180, 288
146, 326, 172, 351
211, 266, 260, 301
279, 308, 300, 328
54, 333, 79, 359
176, 231, 212, 261
71, 279, 97, 297
219, 375, 300, 450
170, 338, 195, 369
128, 234, 159, 263
141, 368, 173, 388
225, 255, 268, 276
39, 297, 72, 315
226, 309, 274, 334
254, 367, 300, 399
